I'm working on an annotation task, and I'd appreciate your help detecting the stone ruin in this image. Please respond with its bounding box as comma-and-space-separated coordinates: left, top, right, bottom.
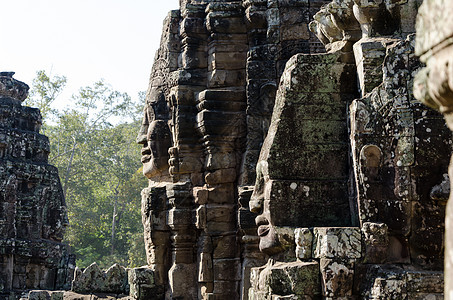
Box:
136, 0, 451, 299
4, 0, 453, 299
0, 72, 74, 299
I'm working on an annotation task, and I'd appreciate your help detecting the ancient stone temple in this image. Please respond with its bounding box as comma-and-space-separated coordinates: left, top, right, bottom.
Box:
135, 0, 453, 299
0, 72, 74, 298
137, 0, 451, 299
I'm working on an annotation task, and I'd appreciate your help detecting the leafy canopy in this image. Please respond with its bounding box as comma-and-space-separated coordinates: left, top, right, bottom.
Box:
25, 70, 147, 268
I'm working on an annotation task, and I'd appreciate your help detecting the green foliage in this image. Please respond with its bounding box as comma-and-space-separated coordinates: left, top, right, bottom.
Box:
27, 70, 147, 268
23, 70, 67, 126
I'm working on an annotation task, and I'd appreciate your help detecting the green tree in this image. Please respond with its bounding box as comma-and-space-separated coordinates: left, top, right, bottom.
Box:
26, 70, 147, 268
23, 70, 67, 127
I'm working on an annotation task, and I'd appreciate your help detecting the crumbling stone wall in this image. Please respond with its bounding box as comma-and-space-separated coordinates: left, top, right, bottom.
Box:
0, 72, 74, 298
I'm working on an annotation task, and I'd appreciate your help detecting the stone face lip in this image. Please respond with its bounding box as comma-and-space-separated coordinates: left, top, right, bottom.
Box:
0, 71, 29, 102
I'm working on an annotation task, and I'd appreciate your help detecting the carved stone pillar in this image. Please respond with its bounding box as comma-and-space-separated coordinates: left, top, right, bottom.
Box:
141, 186, 170, 286
166, 182, 197, 299
168, 3, 206, 183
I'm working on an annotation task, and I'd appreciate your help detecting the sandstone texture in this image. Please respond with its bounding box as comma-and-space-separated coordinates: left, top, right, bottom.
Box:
0, 72, 74, 299
414, 0, 453, 298
135, 0, 451, 299
5, 0, 453, 299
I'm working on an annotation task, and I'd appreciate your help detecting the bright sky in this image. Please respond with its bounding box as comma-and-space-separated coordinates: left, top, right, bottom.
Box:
1, 0, 180, 106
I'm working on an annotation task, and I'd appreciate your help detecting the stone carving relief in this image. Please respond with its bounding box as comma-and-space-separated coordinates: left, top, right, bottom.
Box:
132, 0, 452, 299
0, 72, 74, 298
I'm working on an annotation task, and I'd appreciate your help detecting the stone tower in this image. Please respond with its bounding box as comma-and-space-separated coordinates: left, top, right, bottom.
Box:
138, 0, 450, 299
0, 72, 74, 298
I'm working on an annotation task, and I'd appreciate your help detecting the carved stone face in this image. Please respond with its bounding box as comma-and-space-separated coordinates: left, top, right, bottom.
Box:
249, 161, 284, 255
137, 88, 172, 180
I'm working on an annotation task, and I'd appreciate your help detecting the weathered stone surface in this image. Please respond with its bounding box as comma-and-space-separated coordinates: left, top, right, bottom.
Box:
415, 1, 453, 297
128, 267, 162, 300
249, 261, 321, 298
134, 0, 451, 298
0, 72, 73, 297
72, 263, 127, 295
361, 222, 388, 264
313, 227, 361, 259
351, 34, 449, 269
294, 228, 312, 260
319, 258, 354, 297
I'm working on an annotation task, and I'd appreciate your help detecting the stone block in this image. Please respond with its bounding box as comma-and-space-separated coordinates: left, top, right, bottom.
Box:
71, 263, 105, 293
361, 222, 388, 264
206, 15, 247, 34
128, 267, 155, 296
28, 290, 50, 300
198, 99, 246, 112
213, 234, 239, 259
320, 259, 354, 297
406, 271, 444, 293
387, 235, 411, 264
208, 69, 246, 88
193, 187, 209, 205
180, 17, 206, 38
213, 280, 239, 297
167, 208, 193, 226
370, 277, 407, 300
267, 25, 280, 44
206, 204, 235, 223
238, 207, 257, 231
207, 184, 236, 204
313, 227, 361, 259
271, 295, 298, 300
205, 168, 236, 184
246, 60, 277, 80
260, 261, 321, 297
104, 264, 127, 294
277, 0, 309, 7
180, 49, 208, 69
213, 258, 241, 281
280, 24, 310, 40
168, 264, 197, 299
274, 227, 296, 250
267, 181, 350, 228
294, 228, 312, 259
409, 201, 445, 268
267, 144, 349, 181
249, 265, 265, 290
206, 220, 237, 233
196, 205, 207, 229
208, 51, 247, 70
280, 40, 310, 59
60, 291, 92, 300
170, 69, 207, 87
406, 293, 444, 300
